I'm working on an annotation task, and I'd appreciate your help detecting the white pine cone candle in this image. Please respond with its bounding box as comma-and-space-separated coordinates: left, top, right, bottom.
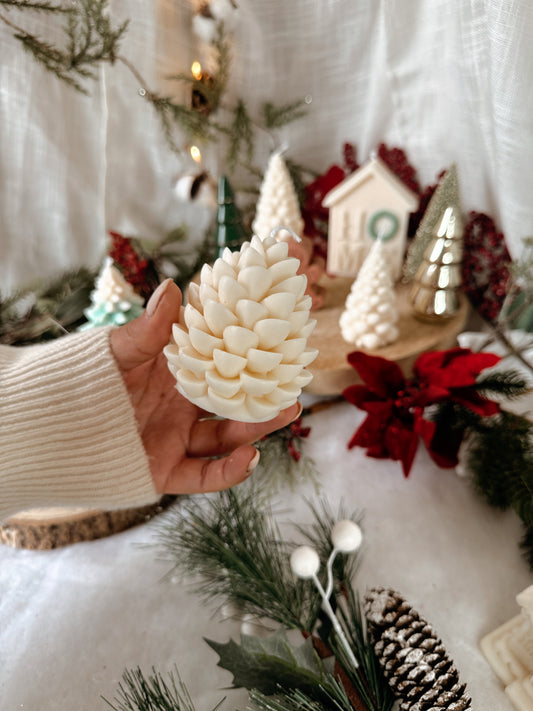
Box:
252, 152, 304, 242
339, 239, 399, 350
164, 235, 318, 422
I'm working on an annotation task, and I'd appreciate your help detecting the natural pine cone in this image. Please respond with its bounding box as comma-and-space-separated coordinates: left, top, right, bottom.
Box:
164, 235, 318, 422
364, 587, 471, 711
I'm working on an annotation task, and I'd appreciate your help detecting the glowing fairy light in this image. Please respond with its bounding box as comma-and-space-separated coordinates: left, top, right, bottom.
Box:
190, 145, 202, 163
191, 61, 203, 80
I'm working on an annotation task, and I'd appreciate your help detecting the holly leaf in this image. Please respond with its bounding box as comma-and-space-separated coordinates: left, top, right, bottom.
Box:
205, 630, 335, 697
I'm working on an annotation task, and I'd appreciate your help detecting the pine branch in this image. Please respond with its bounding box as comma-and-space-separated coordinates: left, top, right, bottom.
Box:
466, 410, 533, 512
249, 678, 355, 711
475, 369, 530, 399
156, 486, 321, 632
226, 99, 254, 169
0, 267, 95, 344
334, 589, 394, 711
262, 99, 308, 130
102, 666, 224, 711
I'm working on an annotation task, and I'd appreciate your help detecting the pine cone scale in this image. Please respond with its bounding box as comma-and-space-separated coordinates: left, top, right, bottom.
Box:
364, 587, 471, 711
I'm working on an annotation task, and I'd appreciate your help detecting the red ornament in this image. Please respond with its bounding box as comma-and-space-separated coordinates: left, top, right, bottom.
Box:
108, 231, 152, 299
343, 348, 501, 477
377, 143, 422, 196
461, 212, 512, 323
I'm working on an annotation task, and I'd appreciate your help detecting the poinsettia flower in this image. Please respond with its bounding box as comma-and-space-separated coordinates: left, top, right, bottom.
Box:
343, 352, 426, 476
413, 347, 501, 416
343, 348, 502, 477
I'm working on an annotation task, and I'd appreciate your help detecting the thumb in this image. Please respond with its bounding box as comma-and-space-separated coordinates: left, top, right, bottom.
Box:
110, 278, 182, 372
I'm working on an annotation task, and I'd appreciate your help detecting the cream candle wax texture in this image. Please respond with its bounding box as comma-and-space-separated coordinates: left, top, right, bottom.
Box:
164, 235, 318, 422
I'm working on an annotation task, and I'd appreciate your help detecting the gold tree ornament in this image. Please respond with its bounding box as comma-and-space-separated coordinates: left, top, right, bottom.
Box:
409, 205, 465, 322
403, 164, 461, 282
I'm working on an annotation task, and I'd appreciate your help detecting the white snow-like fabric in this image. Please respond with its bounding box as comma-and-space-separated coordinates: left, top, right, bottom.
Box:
1, 0, 532, 296
164, 235, 317, 422
0, 328, 157, 522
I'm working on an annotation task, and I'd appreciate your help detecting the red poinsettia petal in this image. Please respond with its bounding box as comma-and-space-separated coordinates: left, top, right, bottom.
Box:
347, 351, 406, 398
450, 389, 501, 416
343, 384, 376, 407
384, 423, 419, 477
416, 415, 461, 469
415, 348, 501, 388
348, 414, 386, 451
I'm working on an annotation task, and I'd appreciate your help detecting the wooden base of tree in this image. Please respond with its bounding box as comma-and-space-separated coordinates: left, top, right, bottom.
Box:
306, 276, 470, 395
0, 496, 177, 550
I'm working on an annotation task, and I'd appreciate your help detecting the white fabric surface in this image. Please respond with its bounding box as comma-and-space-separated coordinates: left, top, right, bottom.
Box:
0, 401, 531, 710
1, 0, 533, 295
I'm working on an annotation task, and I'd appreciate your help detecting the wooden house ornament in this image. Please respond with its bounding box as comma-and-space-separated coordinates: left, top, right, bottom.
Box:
323, 156, 418, 280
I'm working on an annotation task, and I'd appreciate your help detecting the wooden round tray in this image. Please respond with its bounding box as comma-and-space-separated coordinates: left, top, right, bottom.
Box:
305, 276, 470, 395
0, 496, 177, 550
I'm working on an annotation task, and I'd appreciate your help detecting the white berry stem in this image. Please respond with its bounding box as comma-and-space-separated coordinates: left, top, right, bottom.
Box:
311, 565, 359, 670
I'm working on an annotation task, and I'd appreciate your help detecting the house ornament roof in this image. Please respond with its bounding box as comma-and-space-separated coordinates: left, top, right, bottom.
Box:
322, 156, 419, 210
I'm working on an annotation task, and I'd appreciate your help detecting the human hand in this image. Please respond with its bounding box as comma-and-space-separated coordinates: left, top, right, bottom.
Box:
110, 279, 302, 495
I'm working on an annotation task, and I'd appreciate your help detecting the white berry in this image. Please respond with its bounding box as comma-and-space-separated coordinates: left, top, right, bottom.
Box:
331, 520, 363, 553
290, 545, 320, 579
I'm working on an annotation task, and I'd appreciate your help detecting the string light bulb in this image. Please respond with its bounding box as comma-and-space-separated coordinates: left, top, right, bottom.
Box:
190, 145, 202, 163
191, 60, 203, 81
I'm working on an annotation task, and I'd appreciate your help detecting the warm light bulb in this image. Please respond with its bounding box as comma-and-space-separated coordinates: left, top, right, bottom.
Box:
191, 61, 202, 80
190, 145, 202, 163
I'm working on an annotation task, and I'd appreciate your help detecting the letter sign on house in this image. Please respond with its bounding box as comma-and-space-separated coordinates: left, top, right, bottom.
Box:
323, 156, 419, 281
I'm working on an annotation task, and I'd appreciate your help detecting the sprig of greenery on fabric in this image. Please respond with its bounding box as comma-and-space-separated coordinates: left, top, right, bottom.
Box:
0, 227, 212, 345
102, 666, 224, 711
0, 267, 96, 345
0, 0, 128, 94
1, 1, 308, 173
155, 486, 393, 711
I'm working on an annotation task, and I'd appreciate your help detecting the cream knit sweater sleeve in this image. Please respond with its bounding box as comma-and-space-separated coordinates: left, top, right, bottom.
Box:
0, 327, 158, 522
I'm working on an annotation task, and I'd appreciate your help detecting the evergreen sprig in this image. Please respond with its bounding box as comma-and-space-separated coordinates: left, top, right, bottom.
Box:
4, 0, 128, 94
0, 267, 95, 344
1, 0, 71, 11
102, 666, 224, 711
263, 99, 308, 130
156, 486, 321, 632
249, 677, 354, 711
334, 589, 394, 711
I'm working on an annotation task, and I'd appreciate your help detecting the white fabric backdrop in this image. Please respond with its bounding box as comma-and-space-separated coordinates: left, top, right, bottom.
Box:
1, 0, 533, 295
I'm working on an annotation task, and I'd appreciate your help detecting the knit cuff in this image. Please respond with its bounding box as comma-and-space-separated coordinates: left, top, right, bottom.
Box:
0, 327, 158, 521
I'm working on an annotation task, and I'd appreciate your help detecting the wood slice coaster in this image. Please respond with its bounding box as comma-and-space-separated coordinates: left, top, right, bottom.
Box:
305, 276, 470, 395
0, 495, 177, 550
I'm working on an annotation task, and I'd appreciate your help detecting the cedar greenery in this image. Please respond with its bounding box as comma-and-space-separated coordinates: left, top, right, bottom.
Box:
1, 0, 128, 94
1, 1, 308, 169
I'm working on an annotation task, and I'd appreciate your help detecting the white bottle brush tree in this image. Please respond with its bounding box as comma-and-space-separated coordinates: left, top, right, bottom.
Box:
79, 257, 144, 330
339, 238, 399, 350
252, 150, 304, 241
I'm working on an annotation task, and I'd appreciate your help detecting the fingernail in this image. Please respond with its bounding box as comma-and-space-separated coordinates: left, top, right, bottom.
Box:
146, 278, 173, 317
290, 401, 303, 421
246, 449, 260, 475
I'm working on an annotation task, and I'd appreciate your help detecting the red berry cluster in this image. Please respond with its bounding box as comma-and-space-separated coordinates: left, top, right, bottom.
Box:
461, 212, 511, 322
285, 417, 312, 462
108, 231, 151, 298
378, 143, 421, 196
